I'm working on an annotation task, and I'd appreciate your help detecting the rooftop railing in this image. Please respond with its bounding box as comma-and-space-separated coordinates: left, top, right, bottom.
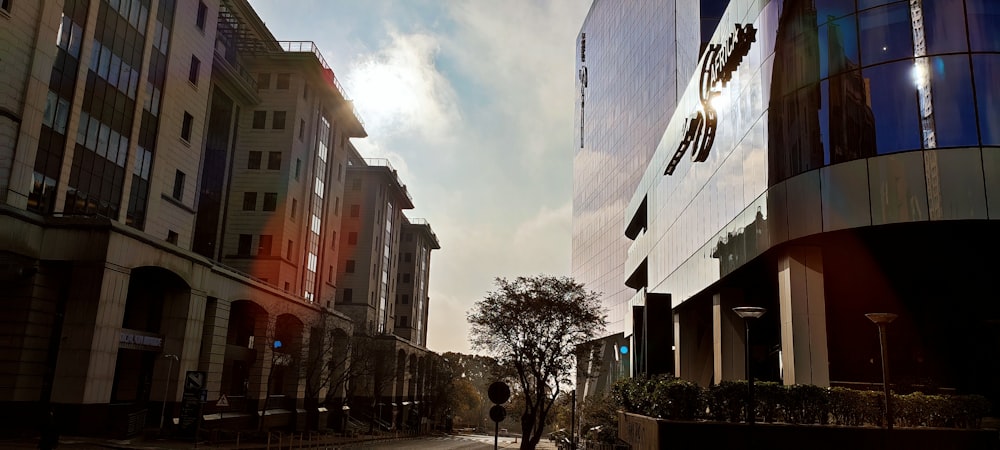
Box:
277, 41, 365, 128
362, 159, 412, 203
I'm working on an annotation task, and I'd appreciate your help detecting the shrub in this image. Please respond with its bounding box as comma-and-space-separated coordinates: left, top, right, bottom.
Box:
651, 378, 701, 420
755, 381, 783, 423
782, 384, 829, 424
705, 381, 746, 422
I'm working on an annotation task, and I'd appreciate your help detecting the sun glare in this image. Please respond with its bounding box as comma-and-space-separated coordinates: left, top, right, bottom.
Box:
350, 59, 422, 132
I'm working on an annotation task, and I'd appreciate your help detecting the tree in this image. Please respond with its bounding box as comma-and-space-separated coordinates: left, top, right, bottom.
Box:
468, 275, 606, 450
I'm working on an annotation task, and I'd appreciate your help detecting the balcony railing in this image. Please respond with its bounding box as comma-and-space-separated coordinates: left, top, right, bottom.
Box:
277, 41, 365, 128
363, 159, 412, 203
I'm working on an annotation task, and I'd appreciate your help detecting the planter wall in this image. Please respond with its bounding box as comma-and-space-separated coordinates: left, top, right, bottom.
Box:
619, 412, 999, 450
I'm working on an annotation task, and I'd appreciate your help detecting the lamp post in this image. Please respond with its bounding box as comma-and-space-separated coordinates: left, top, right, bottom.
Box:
159, 354, 178, 431
865, 313, 897, 430
732, 307, 766, 425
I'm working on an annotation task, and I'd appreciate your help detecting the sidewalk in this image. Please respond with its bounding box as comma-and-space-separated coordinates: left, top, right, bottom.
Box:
0, 430, 412, 449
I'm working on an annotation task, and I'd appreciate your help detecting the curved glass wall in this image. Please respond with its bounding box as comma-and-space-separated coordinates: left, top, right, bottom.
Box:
630, 0, 1000, 308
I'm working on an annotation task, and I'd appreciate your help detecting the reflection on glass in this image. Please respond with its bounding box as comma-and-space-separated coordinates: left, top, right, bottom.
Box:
864, 61, 920, 153
973, 55, 1000, 146
928, 55, 977, 148
819, 15, 859, 79
859, 3, 913, 66
768, 1, 823, 186
967, 0, 1000, 52
815, 0, 855, 23
922, 0, 968, 54
857, 0, 896, 10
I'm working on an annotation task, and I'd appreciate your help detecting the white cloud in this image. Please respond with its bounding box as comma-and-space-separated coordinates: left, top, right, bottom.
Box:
345, 31, 461, 146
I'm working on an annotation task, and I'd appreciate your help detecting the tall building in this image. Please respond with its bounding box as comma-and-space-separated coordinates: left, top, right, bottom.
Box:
572, 0, 729, 394
620, 0, 1000, 409
0, 0, 439, 437
394, 217, 440, 347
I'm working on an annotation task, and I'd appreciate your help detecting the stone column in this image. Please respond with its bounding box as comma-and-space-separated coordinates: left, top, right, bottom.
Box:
713, 290, 746, 384
198, 297, 231, 402
778, 246, 830, 386
52, 262, 130, 404
154, 288, 208, 403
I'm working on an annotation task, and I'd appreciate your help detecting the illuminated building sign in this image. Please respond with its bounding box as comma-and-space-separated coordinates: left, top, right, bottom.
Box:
665, 24, 756, 175
119, 329, 164, 351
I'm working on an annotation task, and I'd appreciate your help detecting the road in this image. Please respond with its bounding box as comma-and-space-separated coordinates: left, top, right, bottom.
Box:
337, 433, 558, 449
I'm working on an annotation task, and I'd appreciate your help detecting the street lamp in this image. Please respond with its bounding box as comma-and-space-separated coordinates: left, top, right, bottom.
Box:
732, 306, 766, 425
159, 354, 179, 432
865, 313, 897, 430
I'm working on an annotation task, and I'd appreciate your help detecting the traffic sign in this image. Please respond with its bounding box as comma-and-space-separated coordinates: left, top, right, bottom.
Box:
489, 404, 506, 422
488, 381, 510, 404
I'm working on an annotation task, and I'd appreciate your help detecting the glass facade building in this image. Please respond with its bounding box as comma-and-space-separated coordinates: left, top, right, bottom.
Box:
624, 0, 1000, 404
572, 0, 704, 336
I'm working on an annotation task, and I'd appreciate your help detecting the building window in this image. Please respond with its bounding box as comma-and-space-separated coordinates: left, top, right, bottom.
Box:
1, 0, 10, 13
346, 260, 356, 273
402, 273, 411, 283
276, 73, 290, 89
299, 119, 305, 141
404, 252, 412, 262
284, 281, 290, 292
334, 197, 340, 215
295, 158, 301, 180
263, 192, 277, 211
268, 151, 281, 170
252, 111, 266, 129
189, 55, 200, 85
248, 151, 261, 169
330, 231, 336, 249
258, 234, 272, 256
196, 1, 207, 30
272, 111, 286, 129
328, 265, 333, 283
402, 294, 409, 304
258, 73, 270, 89
242, 192, 256, 211
339, 163, 343, 181
287, 239, 293, 259
349, 204, 360, 217
348, 232, 357, 245
237, 234, 252, 256
167, 230, 178, 244
181, 112, 193, 141
172, 170, 185, 200
291, 198, 297, 219
342, 288, 353, 303
398, 316, 408, 328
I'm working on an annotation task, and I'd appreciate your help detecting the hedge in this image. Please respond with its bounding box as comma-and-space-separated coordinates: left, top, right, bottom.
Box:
611, 375, 991, 429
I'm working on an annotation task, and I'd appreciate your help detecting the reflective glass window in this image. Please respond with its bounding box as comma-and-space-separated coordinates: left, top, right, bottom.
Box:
973, 55, 1000, 146
818, 14, 859, 79
967, 0, 1000, 52
859, 3, 913, 66
864, 61, 920, 153
926, 55, 977, 148
815, 0, 856, 24
921, 0, 968, 54
858, 0, 899, 10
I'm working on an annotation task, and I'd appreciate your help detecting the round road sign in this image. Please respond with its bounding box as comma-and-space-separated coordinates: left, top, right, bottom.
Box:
489, 404, 506, 422
488, 381, 511, 404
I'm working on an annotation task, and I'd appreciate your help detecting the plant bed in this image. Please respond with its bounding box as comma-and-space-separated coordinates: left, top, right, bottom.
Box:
619, 412, 999, 450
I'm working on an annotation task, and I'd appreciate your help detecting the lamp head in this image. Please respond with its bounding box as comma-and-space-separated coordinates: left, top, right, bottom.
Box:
865, 313, 898, 324
732, 306, 767, 319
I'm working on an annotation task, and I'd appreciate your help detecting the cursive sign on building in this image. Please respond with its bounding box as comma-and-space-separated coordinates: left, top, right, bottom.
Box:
665, 23, 756, 175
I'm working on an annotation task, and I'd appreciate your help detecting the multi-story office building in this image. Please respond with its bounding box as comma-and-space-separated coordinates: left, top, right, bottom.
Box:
394, 218, 440, 347
620, 0, 1000, 408
572, 0, 730, 395
0, 0, 439, 437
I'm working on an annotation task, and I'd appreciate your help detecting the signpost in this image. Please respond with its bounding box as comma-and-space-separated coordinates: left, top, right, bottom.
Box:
178, 371, 206, 440
488, 381, 511, 450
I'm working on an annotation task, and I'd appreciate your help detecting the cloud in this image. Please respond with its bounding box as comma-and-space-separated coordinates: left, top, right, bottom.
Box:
345, 31, 461, 146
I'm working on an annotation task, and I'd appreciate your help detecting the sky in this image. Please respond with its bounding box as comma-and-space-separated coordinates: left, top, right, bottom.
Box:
246, 0, 592, 355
